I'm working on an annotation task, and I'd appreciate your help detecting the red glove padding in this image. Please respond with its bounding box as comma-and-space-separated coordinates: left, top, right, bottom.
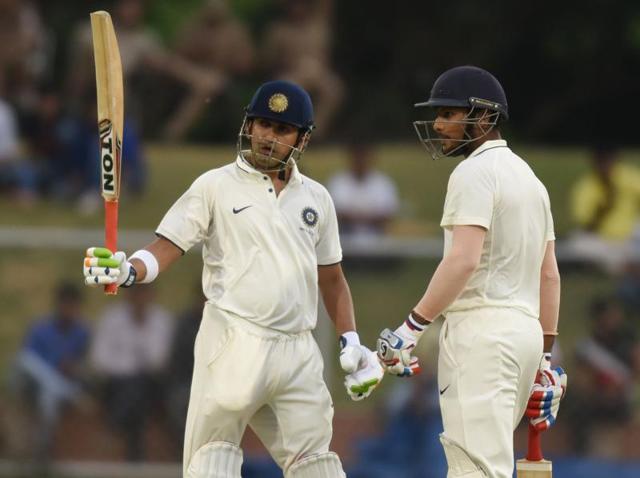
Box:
525, 353, 567, 431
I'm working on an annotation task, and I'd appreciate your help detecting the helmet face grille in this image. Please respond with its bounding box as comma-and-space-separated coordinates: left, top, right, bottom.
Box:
236, 117, 310, 172
413, 107, 501, 160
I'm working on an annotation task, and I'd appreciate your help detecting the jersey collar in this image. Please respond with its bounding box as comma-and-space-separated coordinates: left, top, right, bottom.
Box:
235, 155, 303, 185
467, 139, 508, 159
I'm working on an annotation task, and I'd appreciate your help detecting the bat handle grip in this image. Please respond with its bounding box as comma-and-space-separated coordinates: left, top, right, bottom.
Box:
526, 424, 543, 461
104, 200, 119, 295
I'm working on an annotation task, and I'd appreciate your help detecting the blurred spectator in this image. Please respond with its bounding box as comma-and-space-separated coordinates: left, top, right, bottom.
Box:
0, 76, 38, 206
20, 86, 145, 213
568, 146, 640, 272
262, 0, 344, 137
90, 285, 174, 461
566, 297, 640, 453
0, 0, 50, 111
349, 370, 446, 478
166, 285, 205, 458
8, 282, 90, 463
617, 257, 640, 315
166, 0, 254, 141
66, 0, 216, 141
327, 143, 399, 240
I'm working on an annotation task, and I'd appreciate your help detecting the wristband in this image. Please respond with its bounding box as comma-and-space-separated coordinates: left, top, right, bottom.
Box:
396, 313, 429, 341
406, 313, 428, 333
339, 331, 360, 350
120, 264, 137, 288
130, 249, 159, 283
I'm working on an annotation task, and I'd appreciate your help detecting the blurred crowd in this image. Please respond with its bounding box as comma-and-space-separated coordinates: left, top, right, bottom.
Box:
0, 0, 345, 212
7, 281, 203, 465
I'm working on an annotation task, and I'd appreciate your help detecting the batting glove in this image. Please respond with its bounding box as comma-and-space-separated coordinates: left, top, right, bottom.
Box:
376, 314, 427, 377
339, 332, 384, 401
83, 247, 136, 288
525, 353, 568, 431
343, 347, 384, 401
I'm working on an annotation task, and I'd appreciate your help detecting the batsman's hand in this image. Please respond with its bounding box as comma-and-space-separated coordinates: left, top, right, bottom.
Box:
342, 345, 384, 401
377, 328, 421, 377
83, 247, 135, 287
525, 353, 567, 432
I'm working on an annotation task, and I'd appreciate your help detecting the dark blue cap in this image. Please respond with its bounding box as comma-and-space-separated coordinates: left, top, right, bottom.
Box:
416, 66, 508, 120
245, 80, 315, 131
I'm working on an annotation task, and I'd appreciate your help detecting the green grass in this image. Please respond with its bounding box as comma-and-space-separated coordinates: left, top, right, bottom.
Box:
0, 143, 634, 405
5, 142, 638, 235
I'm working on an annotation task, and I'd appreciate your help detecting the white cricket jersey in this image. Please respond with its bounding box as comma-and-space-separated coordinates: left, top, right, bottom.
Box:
156, 157, 342, 333
440, 140, 555, 318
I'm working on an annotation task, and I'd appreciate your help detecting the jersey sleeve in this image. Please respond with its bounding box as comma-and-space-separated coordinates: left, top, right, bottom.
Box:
156, 173, 214, 252
440, 162, 495, 229
316, 189, 343, 265
542, 185, 556, 241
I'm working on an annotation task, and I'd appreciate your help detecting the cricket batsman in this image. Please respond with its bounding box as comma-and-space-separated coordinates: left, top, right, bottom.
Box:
83, 80, 383, 477
376, 66, 568, 477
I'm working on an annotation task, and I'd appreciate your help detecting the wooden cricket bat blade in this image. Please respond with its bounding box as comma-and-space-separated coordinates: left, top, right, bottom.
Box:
90, 10, 124, 295
516, 457, 552, 478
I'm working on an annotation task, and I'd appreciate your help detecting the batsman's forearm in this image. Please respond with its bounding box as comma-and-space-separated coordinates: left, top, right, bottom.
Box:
539, 241, 561, 349
413, 254, 477, 322
130, 237, 183, 282
539, 275, 560, 352
319, 274, 357, 336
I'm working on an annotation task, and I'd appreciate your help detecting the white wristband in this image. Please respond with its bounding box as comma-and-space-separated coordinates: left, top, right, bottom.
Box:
130, 249, 159, 284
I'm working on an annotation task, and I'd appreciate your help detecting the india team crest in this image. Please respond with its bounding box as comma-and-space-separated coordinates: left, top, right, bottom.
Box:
268, 93, 289, 113
301, 207, 318, 227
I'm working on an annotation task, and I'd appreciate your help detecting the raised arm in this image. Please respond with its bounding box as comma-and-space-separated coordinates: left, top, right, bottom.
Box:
83, 236, 183, 289
129, 235, 184, 282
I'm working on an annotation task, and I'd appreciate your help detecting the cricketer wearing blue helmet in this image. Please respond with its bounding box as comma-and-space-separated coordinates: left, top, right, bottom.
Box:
82, 79, 384, 478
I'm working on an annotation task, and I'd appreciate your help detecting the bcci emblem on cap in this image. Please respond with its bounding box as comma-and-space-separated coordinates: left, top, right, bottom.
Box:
301, 207, 318, 227
268, 93, 289, 113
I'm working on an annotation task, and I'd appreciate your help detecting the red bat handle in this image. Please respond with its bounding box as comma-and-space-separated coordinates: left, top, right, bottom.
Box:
526, 424, 543, 461
104, 200, 119, 295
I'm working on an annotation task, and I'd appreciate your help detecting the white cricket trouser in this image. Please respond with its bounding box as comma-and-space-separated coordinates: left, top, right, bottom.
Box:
438, 307, 543, 478
183, 304, 334, 476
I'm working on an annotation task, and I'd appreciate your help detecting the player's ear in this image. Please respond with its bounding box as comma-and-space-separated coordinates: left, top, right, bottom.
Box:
298, 130, 311, 151
244, 118, 253, 135
471, 109, 494, 134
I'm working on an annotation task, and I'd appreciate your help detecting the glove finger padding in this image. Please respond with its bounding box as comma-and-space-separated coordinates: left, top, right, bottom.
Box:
85, 275, 118, 286
344, 349, 384, 401
386, 356, 421, 377
376, 328, 421, 377
527, 366, 567, 431
83, 248, 131, 287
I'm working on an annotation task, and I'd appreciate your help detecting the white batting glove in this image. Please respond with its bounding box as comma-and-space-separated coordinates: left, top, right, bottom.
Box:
376, 314, 427, 377
525, 353, 568, 431
339, 332, 384, 401
83, 247, 136, 288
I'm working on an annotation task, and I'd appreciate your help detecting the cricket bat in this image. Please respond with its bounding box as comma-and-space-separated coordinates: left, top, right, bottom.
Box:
90, 11, 123, 295
516, 425, 552, 477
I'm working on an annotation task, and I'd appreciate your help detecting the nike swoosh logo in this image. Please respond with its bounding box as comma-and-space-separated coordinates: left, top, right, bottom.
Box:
232, 205, 252, 214
439, 385, 450, 395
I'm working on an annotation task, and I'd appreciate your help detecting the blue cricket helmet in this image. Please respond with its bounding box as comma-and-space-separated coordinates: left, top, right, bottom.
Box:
245, 80, 315, 132
416, 66, 509, 120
